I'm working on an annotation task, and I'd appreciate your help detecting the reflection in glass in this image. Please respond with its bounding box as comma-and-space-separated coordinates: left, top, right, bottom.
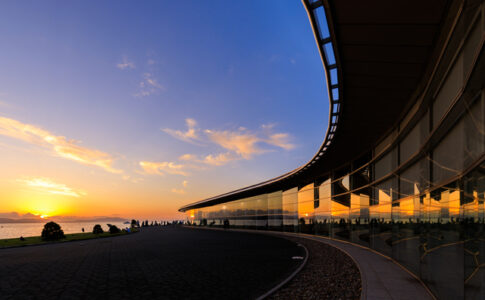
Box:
283, 188, 298, 231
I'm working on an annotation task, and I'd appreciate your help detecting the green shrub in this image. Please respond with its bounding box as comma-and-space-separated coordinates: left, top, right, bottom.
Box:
92, 224, 104, 234
41, 221, 65, 241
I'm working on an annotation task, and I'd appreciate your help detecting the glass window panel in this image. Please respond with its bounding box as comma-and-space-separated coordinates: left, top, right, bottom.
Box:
374, 147, 397, 180
375, 130, 397, 156
433, 54, 463, 128
298, 184, 314, 219
330, 68, 338, 85
333, 103, 340, 113
267, 191, 283, 228
400, 159, 429, 198
324, 42, 336, 65
400, 112, 429, 163
282, 187, 298, 230
313, 6, 330, 40
433, 96, 484, 184
332, 87, 339, 100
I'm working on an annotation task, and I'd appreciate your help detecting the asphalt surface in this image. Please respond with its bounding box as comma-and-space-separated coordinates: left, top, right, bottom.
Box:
0, 226, 303, 300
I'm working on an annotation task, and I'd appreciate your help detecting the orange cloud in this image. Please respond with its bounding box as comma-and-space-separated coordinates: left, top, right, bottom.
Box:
179, 151, 239, 166
18, 177, 85, 198
162, 118, 201, 144
159, 119, 296, 173
139, 161, 188, 176
266, 133, 295, 150
205, 129, 263, 159
0, 116, 122, 173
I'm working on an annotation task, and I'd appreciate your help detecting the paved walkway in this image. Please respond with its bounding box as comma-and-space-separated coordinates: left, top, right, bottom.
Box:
266, 231, 434, 300
0, 226, 304, 300
184, 227, 434, 299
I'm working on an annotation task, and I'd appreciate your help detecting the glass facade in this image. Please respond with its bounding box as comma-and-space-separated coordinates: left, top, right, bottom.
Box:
183, 2, 485, 299
186, 120, 485, 298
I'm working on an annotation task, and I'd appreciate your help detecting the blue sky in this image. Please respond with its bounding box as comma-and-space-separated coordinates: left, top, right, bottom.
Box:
0, 1, 328, 218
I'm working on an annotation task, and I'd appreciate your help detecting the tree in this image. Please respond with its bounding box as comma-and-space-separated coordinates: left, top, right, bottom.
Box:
93, 224, 104, 234
41, 221, 65, 241
107, 224, 120, 234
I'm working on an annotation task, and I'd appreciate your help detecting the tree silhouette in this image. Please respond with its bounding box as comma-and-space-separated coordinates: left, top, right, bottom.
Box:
107, 224, 120, 234
41, 222, 65, 241
93, 224, 104, 234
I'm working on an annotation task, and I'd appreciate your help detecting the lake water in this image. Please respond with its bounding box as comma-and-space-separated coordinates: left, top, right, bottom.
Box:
0, 222, 129, 239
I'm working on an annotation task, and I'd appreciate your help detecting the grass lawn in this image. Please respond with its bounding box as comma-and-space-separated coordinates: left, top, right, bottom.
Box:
0, 230, 136, 249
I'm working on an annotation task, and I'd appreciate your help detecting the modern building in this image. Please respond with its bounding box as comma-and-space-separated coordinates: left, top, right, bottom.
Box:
179, 0, 485, 298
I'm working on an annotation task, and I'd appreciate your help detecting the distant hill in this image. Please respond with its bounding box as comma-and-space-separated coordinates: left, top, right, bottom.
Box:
0, 218, 45, 223
50, 216, 129, 223
0, 216, 128, 224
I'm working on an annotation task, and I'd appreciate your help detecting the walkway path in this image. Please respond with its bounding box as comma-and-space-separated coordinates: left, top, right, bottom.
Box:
266, 231, 434, 300
0, 226, 304, 300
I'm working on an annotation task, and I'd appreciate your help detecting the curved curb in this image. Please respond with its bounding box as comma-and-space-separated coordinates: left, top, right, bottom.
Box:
298, 234, 436, 300
287, 234, 366, 300
256, 242, 309, 300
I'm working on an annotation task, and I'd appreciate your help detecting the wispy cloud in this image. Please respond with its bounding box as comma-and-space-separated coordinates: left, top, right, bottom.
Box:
266, 133, 294, 150
203, 124, 294, 159
171, 188, 185, 195
117, 56, 135, 70
122, 175, 144, 183
205, 129, 264, 159
162, 119, 295, 169
139, 161, 188, 176
0, 116, 122, 173
179, 151, 239, 166
170, 180, 189, 194
203, 152, 240, 166
135, 73, 164, 97
162, 118, 202, 144
18, 177, 84, 197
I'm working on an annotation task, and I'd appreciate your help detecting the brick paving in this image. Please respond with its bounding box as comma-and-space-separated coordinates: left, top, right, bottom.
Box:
0, 226, 303, 300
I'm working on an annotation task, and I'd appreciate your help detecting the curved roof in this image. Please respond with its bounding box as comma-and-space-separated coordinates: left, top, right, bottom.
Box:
179, 0, 457, 212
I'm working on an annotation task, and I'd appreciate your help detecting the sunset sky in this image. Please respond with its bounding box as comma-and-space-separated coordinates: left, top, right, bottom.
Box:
0, 1, 328, 220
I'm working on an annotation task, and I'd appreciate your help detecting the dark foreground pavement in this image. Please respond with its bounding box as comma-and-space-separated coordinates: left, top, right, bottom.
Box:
0, 226, 304, 300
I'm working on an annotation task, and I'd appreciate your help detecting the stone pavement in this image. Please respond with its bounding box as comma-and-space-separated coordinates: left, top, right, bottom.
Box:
0, 226, 303, 300
277, 232, 434, 300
